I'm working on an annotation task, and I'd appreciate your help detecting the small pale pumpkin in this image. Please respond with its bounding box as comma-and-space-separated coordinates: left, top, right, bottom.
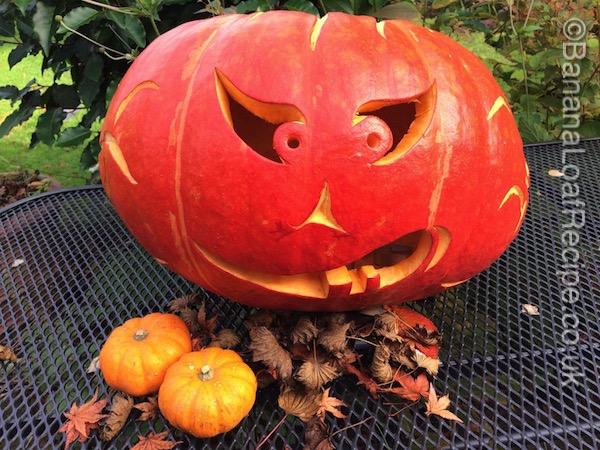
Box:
99, 312, 192, 396
158, 348, 257, 438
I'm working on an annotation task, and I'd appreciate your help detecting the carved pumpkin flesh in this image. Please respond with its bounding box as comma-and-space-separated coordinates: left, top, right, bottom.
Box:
99, 12, 529, 311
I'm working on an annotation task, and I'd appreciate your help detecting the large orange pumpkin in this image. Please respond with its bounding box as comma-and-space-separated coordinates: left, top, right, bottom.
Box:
99, 11, 528, 311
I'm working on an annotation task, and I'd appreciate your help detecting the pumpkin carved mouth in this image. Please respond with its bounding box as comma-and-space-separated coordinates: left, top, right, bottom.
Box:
192, 227, 450, 299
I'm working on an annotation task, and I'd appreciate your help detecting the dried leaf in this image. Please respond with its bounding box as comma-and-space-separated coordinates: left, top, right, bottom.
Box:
130, 431, 182, 450
134, 397, 158, 421
318, 322, 351, 355
0, 345, 18, 363
207, 329, 241, 349
304, 417, 334, 450
249, 326, 293, 381
296, 359, 340, 390
278, 386, 320, 422
370, 344, 393, 383
86, 356, 100, 373
385, 371, 429, 401
413, 349, 440, 376
359, 305, 387, 316
389, 342, 417, 370
344, 363, 379, 399
256, 368, 277, 389
245, 310, 276, 328
196, 302, 218, 334
317, 387, 347, 421
521, 304, 540, 315
291, 316, 319, 344
179, 307, 200, 333
166, 294, 198, 313
10, 258, 25, 268
375, 312, 399, 334
100, 393, 134, 441
58, 389, 109, 449
425, 384, 463, 423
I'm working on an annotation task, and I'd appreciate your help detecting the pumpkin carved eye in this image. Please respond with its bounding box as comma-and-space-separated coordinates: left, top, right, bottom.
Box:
215, 68, 305, 164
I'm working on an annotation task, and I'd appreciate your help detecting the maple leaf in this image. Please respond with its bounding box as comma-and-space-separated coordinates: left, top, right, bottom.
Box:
278, 385, 320, 422
296, 359, 340, 391
291, 316, 319, 345
344, 363, 379, 399
249, 326, 293, 381
166, 293, 198, 313
134, 397, 159, 421
130, 431, 182, 450
58, 389, 108, 449
179, 307, 201, 333
425, 384, 463, 423
385, 371, 430, 402
101, 392, 133, 441
196, 302, 218, 335
317, 388, 347, 422
317, 322, 351, 355
207, 328, 241, 349
413, 349, 440, 376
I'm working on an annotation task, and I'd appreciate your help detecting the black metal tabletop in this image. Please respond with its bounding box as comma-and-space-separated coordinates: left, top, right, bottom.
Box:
1, 139, 599, 449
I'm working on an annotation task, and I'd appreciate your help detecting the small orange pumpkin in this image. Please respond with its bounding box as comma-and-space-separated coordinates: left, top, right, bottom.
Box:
158, 348, 257, 438
99, 313, 192, 396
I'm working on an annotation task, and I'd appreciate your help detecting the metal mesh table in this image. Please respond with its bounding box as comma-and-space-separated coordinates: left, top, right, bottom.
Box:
1, 139, 599, 449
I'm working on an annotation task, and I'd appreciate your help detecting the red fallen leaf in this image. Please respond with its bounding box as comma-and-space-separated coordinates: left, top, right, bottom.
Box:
383, 371, 430, 401
384, 305, 440, 358
317, 388, 347, 421
344, 363, 379, 399
58, 389, 109, 449
425, 384, 463, 423
130, 431, 182, 449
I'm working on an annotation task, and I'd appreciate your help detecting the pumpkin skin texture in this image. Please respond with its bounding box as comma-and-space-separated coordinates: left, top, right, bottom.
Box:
99, 313, 192, 397
99, 11, 529, 311
157, 348, 257, 438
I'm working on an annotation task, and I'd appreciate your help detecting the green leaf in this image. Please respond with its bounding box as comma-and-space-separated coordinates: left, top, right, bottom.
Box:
56, 126, 92, 147
0, 104, 36, 138
368, 0, 388, 12
8, 44, 35, 68
12, 0, 34, 16
57, 7, 100, 34
78, 75, 101, 108
284, 0, 320, 16
0, 13, 17, 38
373, 2, 421, 22
80, 138, 101, 169
35, 106, 66, 146
451, 30, 515, 70
32, 1, 55, 56
321, 0, 354, 14
105, 10, 147, 48
51, 85, 80, 109
517, 114, 554, 143
0, 85, 19, 100
431, 0, 457, 10
578, 120, 600, 138
235, 0, 272, 13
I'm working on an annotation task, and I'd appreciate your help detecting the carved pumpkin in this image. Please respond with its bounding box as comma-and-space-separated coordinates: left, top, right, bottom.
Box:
158, 348, 257, 438
99, 313, 192, 396
99, 12, 529, 311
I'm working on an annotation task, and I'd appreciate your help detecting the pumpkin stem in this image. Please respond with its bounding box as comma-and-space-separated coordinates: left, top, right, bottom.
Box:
199, 364, 214, 381
133, 329, 149, 341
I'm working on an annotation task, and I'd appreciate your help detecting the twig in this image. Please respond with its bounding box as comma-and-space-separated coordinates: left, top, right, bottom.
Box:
255, 413, 289, 450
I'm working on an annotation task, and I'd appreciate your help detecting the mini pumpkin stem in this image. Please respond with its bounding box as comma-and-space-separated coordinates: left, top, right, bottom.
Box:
133, 329, 149, 341
199, 364, 214, 381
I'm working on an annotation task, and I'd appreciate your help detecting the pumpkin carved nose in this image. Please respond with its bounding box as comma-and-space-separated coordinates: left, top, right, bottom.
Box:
352, 115, 393, 162
291, 181, 347, 233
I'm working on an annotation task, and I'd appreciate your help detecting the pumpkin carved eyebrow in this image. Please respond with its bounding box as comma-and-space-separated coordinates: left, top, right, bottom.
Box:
215, 68, 305, 164
356, 82, 437, 165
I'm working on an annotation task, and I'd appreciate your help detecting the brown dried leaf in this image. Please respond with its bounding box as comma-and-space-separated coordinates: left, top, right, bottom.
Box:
0, 345, 18, 363
296, 359, 340, 391
179, 307, 200, 333
245, 310, 276, 328
413, 349, 440, 376
256, 368, 278, 389
370, 344, 393, 383
130, 431, 182, 450
100, 393, 133, 441
207, 329, 241, 349
58, 389, 109, 449
375, 312, 399, 334
304, 417, 334, 450
317, 387, 347, 421
318, 322, 351, 355
249, 326, 293, 381
389, 342, 417, 370
403, 324, 442, 348
291, 316, 319, 345
86, 356, 100, 374
278, 386, 320, 422
167, 294, 198, 313
425, 384, 463, 423
134, 397, 158, 422
548, 169, 564, 177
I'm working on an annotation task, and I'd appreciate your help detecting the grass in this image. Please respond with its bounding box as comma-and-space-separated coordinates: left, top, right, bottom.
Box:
0, 44, 90, 188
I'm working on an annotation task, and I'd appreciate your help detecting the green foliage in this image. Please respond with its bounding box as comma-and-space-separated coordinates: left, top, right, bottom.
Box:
0, 0, 598, 175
